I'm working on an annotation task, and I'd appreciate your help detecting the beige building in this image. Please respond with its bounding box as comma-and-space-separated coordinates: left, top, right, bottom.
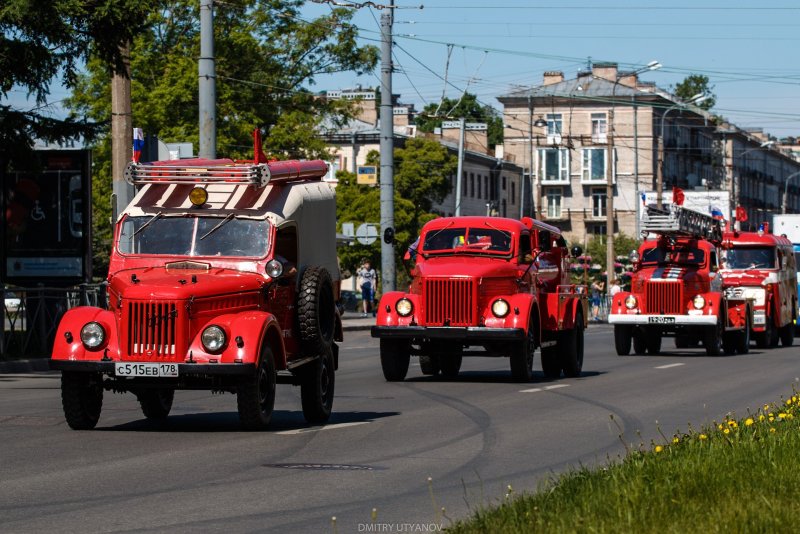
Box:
498, 62, 800, 244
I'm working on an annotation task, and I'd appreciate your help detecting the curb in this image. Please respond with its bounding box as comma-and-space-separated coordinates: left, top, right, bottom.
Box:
0, 358, 52, 374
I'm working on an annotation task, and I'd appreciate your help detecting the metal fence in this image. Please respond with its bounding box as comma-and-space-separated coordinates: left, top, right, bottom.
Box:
1, 284, 108, 359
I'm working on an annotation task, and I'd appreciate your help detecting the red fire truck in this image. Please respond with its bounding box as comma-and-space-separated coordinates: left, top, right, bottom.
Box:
609, 205, 750, 355
51, 139, 341, 430
371, 216, 587, 382
719, 225, 797, 348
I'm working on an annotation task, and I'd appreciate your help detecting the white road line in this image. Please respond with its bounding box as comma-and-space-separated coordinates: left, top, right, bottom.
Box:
275, 421, 371, 435
655, 363, 685, 369
519, 384, 570, 393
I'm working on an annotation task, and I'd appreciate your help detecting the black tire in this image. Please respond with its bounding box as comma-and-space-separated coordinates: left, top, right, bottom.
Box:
645, 333, 662, 355
137, 388, 174, 419
510, 315, 536, 382
705, 314, 724, 356
439, 353, 462, 379
561, 311, 585, 378
541, 345, 561, 378
297, 266, 336, 355
614, 325, 632, 356
722, 332, 737, 355
419, 354, 440, 376
380, 339, 410, 381
300, 345, 335, 424
737, 313, 751, 354
61, 372, 103, 430
633, 330, 647, 355
237, 346, 277, 430
780, 322, 794, 347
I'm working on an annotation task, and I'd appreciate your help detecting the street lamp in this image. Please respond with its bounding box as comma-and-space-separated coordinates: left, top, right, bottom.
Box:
656, 93, 709, 208
783, 170, 800, 214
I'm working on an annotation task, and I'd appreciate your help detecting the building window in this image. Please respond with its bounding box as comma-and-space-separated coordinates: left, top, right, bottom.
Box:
582, 148, 606, 182
502, 176, 507, 190
540, 148, 569, 183
511, 181, 516, 205
462, 172, 467, 197
591, 113, 607, 143
591, 188, 607, 218
502, 199, 507, 217
546, 187, 563, 219
546, 113, 562, 136
470, 173, 475, 197
484, 176, 489, 199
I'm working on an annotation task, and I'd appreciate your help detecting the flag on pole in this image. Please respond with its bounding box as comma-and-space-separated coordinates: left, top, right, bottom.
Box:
641, 192, 646, 206
710, 205, 725, 220
132, 128, 144, 163
735, 206, 748, 222
672, 186, 685, 206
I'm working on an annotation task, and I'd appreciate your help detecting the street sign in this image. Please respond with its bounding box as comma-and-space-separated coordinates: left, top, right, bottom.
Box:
356, 223, 378, 245
357, 165, 377, 185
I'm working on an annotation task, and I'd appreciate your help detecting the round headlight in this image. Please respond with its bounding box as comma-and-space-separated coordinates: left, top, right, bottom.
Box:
625, 295, 638, 310
189, 187, 208, 206
266, 259, 283, 278
693, 295, 706, 309
80, 322, 106, 348
201, 325, 226, 352
492, 298, 510, 318
395, 298, 413, 317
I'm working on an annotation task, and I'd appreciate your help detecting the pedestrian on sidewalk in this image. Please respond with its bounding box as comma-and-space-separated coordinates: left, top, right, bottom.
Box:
590, 278, 604, 322
357, 260, 377, 317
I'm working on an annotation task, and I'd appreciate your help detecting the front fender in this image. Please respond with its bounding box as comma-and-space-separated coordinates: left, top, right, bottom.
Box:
375, 291, 420, 327
188, 311, 286, 368
52, 306, 119, 361
483, 293, 536, 332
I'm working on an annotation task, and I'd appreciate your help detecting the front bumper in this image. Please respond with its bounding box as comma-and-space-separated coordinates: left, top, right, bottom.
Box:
607, 314, 718, 326
49, 360, 256, 376
371, 325, 525, 342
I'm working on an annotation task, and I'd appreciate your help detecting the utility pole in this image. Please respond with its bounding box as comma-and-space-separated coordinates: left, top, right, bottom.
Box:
379, 1, 395, 292
199, 0, 216, 159
606, 107, 615, 293
454, 118, 465, 216
111, 42, 133, 217
520, 92, 532, 219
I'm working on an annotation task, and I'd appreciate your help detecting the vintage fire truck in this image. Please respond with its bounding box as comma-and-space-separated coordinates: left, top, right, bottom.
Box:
719, 225, 797, 348
51, 138, 341, 430
609, 205, 749, 356
371, 216, 588, 382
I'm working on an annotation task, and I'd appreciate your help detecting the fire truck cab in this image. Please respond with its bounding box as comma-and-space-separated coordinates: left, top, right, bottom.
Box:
51, 141, 341, 430
609, 205, 749, 356
719, 226, 797, 348
371, 216, 587, 382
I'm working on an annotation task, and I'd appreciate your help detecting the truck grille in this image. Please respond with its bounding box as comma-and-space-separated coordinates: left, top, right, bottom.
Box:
423, 278, 475, 326
645, 282, 683, 315
125, 301, 183, 359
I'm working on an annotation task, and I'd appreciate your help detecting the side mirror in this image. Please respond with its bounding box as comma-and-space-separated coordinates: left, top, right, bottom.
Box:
571, 245, 583, 258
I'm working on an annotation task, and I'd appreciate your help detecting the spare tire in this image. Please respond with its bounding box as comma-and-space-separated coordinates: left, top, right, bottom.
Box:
297, 266, 336, 355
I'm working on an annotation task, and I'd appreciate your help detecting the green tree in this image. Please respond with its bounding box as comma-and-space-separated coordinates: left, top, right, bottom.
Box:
415, 93, 503, 148
336, 140, 456, 288
674, 74, 716, 110
580, 233, 640, 283
0, 0, 153, 170
66, 0, 378, 277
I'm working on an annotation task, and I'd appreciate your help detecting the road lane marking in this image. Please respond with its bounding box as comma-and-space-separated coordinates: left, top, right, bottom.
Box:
275, 421, 370, 435
655, 363, 685, 369
519, 384, 570, 393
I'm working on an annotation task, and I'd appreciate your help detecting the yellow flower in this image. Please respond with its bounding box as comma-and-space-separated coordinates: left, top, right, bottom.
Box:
792, 396, 797, 403
769, 416, 775, 422
770, 428, 777, 434
778, 413, 788, 419
786, 399, 793, 406
759, 414, 766, 422
718, 424, 724, 430
745, 418, 754, 426
672, 437, 680, 444
727, 421, 738, 428
764, 404, 770, 411
699, 434, 708, 440
654, 445, 664, 453
723, 428, 730, 435
787, 414, 794, 420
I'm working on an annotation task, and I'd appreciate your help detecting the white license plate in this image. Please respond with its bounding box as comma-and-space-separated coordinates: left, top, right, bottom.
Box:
115, 362, 179, 377
648, 316, 676, 324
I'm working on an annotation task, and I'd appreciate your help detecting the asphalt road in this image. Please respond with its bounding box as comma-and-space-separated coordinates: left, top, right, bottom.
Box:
1, 325, 798, 533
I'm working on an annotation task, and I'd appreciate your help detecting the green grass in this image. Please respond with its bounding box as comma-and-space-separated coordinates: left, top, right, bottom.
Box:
450, 394, 800, 533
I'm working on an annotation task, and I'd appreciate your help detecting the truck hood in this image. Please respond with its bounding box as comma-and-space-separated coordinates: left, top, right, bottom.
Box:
719, 269, 771, 287
416, 257, 521, 280
109, 267, 266, 300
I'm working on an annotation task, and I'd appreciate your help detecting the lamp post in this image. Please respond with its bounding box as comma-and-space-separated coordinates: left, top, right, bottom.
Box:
656, 92, 709, 209
783, 170, 800, 214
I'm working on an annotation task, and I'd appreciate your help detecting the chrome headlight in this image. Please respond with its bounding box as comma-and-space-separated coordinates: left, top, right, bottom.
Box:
265, 259, 283, 278
395, 298, 413, 317
80, 322, 105, 348
491, 298, 510, 318
625, 295, 638, 310
201, 325, 226, 352
693, 295, 706, 309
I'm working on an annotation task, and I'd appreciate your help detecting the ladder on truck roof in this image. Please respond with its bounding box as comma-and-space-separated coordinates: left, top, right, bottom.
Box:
642, 204, 722, 242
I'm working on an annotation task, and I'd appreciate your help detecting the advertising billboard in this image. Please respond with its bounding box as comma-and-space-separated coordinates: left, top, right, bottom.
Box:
2, 149, 92, 285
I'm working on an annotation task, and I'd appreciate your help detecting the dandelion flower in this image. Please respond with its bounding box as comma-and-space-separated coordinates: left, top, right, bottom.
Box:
764, 404, 770, 411
759, 414, 766, 422
717, 424, 724, 430
779, 413, 788, 419
745, 418, 754, 426
654, 445, 664, 453
672, 437, 680, 444
723, 428, 730, 435
770, 428, 777, 434
769, 416, 775, 422
699, 434, 708, 440
787, 399, 793, 406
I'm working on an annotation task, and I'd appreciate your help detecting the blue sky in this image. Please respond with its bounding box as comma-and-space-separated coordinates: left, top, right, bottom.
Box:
303, 0, 800, 138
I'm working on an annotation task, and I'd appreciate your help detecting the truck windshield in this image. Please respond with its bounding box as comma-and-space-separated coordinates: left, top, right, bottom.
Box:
118, 215, 270, 258
722, 247, 776, 269
422, 227, 512, 255
641, 246, 705, 265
